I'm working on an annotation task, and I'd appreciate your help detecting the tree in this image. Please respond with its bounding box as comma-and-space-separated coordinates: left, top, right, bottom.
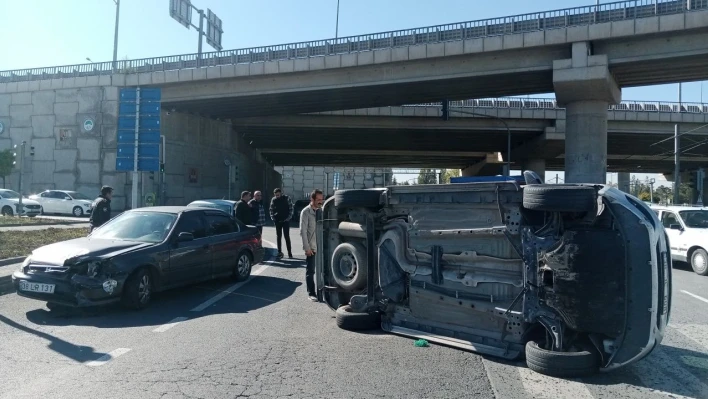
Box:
654, 186, 672, 204
0, 149, 14, 189
417, 168, 437, 185
440, 168, 461, 184
392, 176, 398, 185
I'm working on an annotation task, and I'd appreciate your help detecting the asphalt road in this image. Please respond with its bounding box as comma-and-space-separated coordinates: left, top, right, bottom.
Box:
0, 227, 707, 398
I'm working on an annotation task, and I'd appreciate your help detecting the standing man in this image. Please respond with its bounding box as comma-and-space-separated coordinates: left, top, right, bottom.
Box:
89, 186, 113, 234
300, 189, 324, 302
269, 188, 294, 259
249, 190, 266, 235
235, 191, 253, 225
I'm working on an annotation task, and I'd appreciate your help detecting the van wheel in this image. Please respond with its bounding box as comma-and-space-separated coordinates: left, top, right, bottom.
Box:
523, 185, 597, 213
335, 305, 380, 331
690, 248, 708, 276
334, 189, 385, 208
331, 242, 368, 291
525, 339, 599, 377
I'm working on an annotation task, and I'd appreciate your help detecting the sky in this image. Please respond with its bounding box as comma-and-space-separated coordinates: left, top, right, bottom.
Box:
2, 0, 706, 187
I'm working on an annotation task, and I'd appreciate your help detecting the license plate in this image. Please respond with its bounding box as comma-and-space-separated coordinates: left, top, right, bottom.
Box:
19, 281, 55, 294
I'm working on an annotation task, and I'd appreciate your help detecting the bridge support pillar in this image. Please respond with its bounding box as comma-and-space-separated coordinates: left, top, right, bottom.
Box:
618, 172, 630, 193
554, 42, 621, 184
522, 159, 546, 182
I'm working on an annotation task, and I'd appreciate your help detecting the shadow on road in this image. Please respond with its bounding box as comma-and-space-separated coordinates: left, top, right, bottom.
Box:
0, 314, 109, 363
23, 275, 301, 330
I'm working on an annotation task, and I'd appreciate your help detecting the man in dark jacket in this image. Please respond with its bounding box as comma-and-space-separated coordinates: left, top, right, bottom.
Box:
235, 191, 253, 225
89, 186, 113, 233
248, 190, 266, 235
269, 188, 294, 259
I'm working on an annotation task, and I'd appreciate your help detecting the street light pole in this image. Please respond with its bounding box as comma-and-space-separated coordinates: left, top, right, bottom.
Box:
335, 0, 340, 39
112, 0, 120, 71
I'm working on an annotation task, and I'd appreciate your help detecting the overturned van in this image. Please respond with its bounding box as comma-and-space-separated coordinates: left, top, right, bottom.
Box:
315, 172, 671, 377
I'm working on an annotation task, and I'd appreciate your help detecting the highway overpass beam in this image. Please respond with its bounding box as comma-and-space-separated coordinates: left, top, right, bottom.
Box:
554, 42, 621, 184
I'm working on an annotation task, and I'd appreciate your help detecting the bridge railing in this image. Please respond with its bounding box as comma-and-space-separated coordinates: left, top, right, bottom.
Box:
404, 97, 708, 113
1, 0, 707, 83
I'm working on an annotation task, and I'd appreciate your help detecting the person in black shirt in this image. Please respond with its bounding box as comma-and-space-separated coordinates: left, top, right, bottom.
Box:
235, 191, 253, 225
269, 188, 294, 259
89, 186, 113, 233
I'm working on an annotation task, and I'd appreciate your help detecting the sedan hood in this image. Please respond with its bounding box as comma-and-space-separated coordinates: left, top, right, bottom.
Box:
4, 198, 40, 206
30, 237, 154, 266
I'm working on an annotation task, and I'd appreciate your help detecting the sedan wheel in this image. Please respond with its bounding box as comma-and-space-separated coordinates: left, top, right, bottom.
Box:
122, 268, 153, 310
73, 206, 84, 217
234, 253, 252, 282
691, 248, 708, 276
1, 206, 13, 217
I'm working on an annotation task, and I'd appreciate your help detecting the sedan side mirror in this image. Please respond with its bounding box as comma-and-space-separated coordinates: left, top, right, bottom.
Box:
65, 197, 71, 200
177, 232, 194, 242
669, 224, 683, 231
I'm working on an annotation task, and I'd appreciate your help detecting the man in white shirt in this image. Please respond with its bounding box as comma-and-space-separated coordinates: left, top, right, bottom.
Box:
300, 188, 324, 302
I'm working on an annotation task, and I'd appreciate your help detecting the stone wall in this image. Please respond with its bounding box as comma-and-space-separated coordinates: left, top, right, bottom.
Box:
275, 166, 393, 200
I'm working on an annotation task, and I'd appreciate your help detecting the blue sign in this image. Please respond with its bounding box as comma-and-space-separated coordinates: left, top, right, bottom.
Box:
116, 88, 161, 172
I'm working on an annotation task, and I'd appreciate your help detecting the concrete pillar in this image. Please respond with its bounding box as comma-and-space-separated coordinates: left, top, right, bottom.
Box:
618, 172, 630, 193
554, 42, 621, 184
522, 159, 546, 182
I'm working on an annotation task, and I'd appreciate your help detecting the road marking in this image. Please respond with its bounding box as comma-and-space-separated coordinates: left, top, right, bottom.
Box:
681, 290, 708, 304
518, 367, 594, 399
152, 316, 188, 333
481, 359, 501, 399
85, 348, 131, 367
190, 264, 268, 312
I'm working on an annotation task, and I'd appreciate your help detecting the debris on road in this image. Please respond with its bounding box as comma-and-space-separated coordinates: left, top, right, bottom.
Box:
414, 339, 430, 347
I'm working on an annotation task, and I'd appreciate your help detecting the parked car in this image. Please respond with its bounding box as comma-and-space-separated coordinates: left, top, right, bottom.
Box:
315, 173, 670, 378
186, 199, 236, 218
0, 189, 42, 217
652, 205, 708, 275
28, 190, 93, 217
12, 206, 264, 309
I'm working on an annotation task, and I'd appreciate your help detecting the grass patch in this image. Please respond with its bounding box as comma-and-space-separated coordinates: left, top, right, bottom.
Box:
0, 227, 88, 260
0, 216, 48, 226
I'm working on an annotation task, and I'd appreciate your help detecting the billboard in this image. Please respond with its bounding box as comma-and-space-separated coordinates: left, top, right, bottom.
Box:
206, 8, 223, 51
169, 0, 192, 29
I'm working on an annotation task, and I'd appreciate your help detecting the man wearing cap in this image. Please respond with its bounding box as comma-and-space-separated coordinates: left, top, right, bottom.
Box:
89, 186, 113, 233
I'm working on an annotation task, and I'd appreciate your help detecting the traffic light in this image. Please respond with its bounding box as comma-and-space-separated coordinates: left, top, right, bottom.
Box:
12, 144, 18, 167
30, 146, 35, 157
441, 99, 450, 121
149, 171, 155, 180
159, 163, 165, 173
233, 165, 239, 182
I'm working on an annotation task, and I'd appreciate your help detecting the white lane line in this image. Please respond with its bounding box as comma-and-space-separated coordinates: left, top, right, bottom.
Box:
85, 348, 131, 367
190, 264, 268, 312
152, 316, 188, 333
518, 367, 594, 399
681, 290, 708, 304
480, 359, 502, 399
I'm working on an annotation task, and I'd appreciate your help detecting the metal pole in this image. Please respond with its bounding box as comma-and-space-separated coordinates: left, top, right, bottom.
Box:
159, 134, 166, 205
112, 0, 120, 71
197, 9, 205, 67
228, 165, 232, 200
674, 124, 681, 205
132, 87, 141, 210
17, 142, 25, 216
335, 0, 340, 39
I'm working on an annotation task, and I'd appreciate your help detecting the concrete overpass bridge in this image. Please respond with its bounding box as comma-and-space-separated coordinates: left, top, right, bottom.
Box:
231, 97, 708, 176
2, 0, 708, 190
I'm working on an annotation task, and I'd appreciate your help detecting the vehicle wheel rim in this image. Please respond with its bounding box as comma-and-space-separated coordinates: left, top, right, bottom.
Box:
138, 274, 151, 304
238, 255, 250, 276
74, 208, 81, 216
694, 252, 707, 272
339, 253, 357, 280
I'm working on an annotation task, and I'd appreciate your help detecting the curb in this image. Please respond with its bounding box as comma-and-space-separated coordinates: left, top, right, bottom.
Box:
0, 221, 88, 229
0, 257, 24, 267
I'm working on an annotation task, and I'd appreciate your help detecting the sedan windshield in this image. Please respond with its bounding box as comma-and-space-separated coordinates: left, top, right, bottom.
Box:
67, 191, 91, 200
0, 190, 20, 199
679, 210, 708, 228
91, 211, 177, 243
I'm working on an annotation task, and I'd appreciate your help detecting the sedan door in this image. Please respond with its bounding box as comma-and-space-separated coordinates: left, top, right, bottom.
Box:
203, 211, 243, 278
661, 211, 688, 261
40, 191, 58, 213
166, 211, 213, 288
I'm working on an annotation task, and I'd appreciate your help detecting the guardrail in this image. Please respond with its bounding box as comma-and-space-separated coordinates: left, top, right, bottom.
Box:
1, 0, 706, 83
404, 97, 708, 113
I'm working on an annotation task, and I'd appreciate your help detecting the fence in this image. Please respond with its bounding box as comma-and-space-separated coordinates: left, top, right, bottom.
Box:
1, 0, 707, 83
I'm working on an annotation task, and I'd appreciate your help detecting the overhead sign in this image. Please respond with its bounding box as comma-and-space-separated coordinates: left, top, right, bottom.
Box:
116, 88, 161, 172
206, 8, 223, 51
169, 0, 192, 29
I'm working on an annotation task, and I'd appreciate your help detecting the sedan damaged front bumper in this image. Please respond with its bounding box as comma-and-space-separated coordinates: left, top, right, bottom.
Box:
12, 270, 122, 308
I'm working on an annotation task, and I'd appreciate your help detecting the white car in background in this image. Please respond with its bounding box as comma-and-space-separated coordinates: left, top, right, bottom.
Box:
653, 205, 708, 275
29, 190, 94, 217
0, 189, 42, 217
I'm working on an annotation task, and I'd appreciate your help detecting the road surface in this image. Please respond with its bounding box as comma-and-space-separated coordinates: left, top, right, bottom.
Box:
0, 227, 706, 398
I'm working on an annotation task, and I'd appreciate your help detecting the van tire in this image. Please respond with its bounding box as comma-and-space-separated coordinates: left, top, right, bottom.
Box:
523, 185, 597, 213
331, 242, 368, 291
334, 189, 385, 208
525, 339, 599, 377
335, 305, 380, 331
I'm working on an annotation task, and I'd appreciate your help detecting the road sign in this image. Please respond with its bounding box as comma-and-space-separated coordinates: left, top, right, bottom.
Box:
116, 87, 161, 172
169, 0, 192, 29
206, 8, 223, 51
83, 118, 95, 132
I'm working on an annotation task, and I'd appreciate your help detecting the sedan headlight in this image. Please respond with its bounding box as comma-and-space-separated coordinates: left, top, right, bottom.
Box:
87, 261, 104, 277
